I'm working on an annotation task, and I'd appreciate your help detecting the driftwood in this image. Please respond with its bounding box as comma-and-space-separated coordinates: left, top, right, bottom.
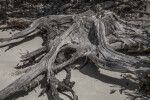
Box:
0, 10, 150, 100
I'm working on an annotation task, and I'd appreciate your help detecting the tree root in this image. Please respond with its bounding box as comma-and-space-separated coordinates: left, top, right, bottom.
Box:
0, 10, 150, 99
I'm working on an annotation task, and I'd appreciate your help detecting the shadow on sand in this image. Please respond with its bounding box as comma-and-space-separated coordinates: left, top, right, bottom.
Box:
0, 34, 39, 52
2, 62, 148, 100
78, 63, 148, 100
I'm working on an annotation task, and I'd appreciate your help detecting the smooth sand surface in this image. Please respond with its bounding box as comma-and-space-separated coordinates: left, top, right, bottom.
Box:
0, 29, 148, 100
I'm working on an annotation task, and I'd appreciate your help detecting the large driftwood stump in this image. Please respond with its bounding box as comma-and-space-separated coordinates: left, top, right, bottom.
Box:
0, 10, 150, 100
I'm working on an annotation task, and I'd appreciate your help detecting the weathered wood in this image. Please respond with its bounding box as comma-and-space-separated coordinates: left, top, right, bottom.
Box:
0, 10, 150, 99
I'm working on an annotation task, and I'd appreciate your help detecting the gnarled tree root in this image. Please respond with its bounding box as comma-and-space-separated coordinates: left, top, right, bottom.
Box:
0, 10, 150, 100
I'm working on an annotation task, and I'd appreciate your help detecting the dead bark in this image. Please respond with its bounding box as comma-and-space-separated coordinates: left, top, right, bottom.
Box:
0, 10, 150, 99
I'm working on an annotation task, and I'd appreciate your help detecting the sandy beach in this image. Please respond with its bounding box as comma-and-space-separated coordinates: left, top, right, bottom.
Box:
0, 29, 148, 100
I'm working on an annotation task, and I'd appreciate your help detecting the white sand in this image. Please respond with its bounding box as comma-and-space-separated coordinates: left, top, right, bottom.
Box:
0, 30, 146, 100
